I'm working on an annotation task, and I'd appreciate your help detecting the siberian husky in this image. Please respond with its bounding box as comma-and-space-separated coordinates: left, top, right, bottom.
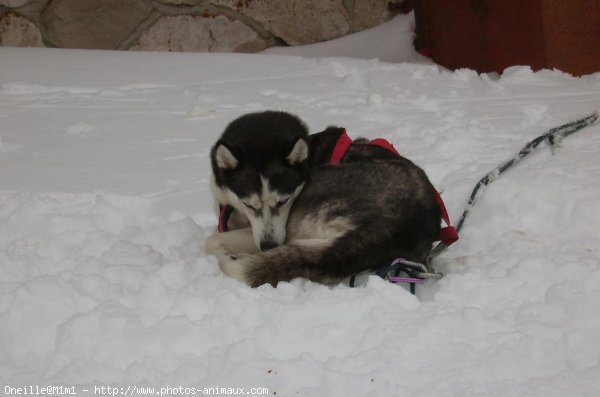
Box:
206, 111, 441, 287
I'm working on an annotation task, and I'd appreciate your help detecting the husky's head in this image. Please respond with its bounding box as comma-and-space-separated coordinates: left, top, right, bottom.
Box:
211, 111, 310, 250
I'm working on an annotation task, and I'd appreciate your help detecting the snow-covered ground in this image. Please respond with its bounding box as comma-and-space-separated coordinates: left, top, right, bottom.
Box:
1, 13, 600, 396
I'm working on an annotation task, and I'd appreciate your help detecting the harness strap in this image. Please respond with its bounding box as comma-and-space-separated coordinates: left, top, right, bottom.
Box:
368, 138, 400, 156
436, 195, 459, 246
329, 129, 353, 165
218, 204, 234, 233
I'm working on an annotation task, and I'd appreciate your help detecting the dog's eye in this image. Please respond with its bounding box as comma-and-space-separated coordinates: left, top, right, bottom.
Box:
275, 197, 290, 208
242, 202, 259, 212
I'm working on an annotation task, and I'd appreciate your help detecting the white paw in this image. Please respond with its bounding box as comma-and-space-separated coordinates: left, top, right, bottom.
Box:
218, 254, 249, 283
204, 232, 229, 256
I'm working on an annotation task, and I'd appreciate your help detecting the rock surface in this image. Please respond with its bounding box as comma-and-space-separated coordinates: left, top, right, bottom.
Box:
0, 0, 33, 8
131, 14, 267, 53
1, 0, 401, 51
0, 9, 43, 46
40, 0, 154, 49
158, 0, 203, 4
352, 0, 393, 31
214, 0, 350, 45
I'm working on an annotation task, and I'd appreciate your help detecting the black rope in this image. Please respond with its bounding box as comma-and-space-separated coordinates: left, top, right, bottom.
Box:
427, 112, 598, 261
454, 112, 598, 235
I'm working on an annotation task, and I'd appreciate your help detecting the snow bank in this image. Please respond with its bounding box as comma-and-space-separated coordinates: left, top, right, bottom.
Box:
1, 24, 600, 396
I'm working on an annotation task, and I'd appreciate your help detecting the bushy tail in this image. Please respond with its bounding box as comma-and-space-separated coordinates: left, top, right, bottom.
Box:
221, 242, 348, 287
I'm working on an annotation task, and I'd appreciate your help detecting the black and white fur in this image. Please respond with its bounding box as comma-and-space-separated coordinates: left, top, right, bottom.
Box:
210, 111, 310, 251
206, 111, 441, 287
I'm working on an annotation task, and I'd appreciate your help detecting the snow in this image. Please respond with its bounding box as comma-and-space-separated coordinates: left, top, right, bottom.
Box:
2, 13, 600, 396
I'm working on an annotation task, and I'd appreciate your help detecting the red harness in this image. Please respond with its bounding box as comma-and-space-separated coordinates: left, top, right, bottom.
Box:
330, 130, 458, 247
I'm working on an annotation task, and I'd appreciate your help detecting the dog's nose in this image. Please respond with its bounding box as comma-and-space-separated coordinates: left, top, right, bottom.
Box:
260, 240, 278, 251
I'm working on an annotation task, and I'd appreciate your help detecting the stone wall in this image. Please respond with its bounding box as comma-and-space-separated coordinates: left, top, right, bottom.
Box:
0, 0, 406, 52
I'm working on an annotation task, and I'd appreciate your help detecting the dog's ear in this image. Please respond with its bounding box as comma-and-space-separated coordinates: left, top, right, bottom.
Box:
214, 143, 239, 170
286, 138, 309, 165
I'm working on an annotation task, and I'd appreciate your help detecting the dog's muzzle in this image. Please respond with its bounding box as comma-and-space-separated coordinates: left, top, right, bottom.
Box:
259, 240, 278, 251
